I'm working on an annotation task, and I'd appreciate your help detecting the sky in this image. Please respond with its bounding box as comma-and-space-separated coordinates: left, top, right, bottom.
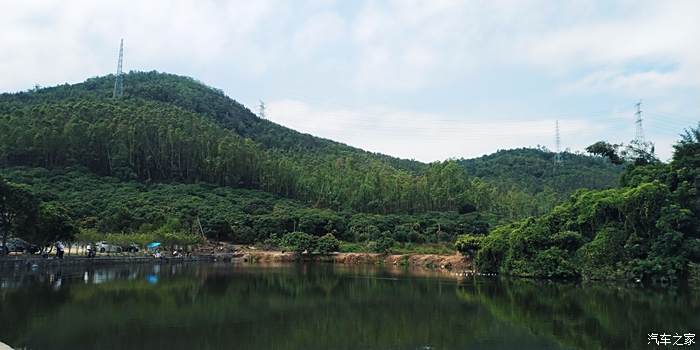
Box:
1, 0, 698, 162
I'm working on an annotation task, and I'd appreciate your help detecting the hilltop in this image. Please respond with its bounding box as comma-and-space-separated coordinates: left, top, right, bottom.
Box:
0, 71, 425, 173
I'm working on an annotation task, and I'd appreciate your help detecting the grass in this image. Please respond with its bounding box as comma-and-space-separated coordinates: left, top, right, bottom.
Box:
390, 243, 455, 255
339, 241, 455, 255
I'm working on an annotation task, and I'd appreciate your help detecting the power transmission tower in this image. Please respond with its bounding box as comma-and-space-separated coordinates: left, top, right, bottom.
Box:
113, 39, 124, 99
258, 100, 266, 119
554, 120, 562, 164
634, 100, 645, 144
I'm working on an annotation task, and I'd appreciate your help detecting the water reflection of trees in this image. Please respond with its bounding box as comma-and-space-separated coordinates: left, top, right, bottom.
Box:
1, 264, 698, 349
457, 278, 700, 350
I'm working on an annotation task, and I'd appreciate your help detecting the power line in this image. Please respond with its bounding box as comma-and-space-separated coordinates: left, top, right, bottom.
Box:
112, 39, 124, 99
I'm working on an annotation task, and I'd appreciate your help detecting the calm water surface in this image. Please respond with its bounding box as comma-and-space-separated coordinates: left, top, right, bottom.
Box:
0, 262, 698, 350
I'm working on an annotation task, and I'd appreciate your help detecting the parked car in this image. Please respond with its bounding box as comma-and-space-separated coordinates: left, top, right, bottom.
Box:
3, 238, 39, 254
96, 241, 122, 253
122, 243, 140, 253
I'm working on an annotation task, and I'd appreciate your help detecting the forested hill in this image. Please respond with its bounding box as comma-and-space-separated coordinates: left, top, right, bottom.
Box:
0, 71, 425, 173
0, 71, 621, 219
458, 148, 624, 197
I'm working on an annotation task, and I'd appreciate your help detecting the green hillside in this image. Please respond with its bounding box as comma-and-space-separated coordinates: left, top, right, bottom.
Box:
0, 166, 488, 248
0, 71, 584, 218
0, 71, 644, 257
0, 71, 425, 173
459, 148, 624, 206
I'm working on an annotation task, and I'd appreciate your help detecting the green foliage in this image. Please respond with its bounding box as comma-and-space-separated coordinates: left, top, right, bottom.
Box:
338, 242, 371, 253
458, 148, 623, 215
0, 178, 39, 249
1, 166, 496, 248
32, 203, 78, 246
316, 233, 340, 254
586, 140, 659, 166
586, 141, 624, 165
276, 232, 340, 255
368, 237, 395, 254
75, 229, 201, 248
389, 243, 454, 255
0, 177, 77, 250
454, 234, 483, 257
578, 225, 626, 280
281, 231, 316, 254
473, 125, 700, 282
0, 72, 620, 220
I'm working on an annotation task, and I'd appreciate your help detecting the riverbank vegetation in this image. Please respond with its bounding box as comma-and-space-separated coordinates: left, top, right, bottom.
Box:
459, 125, 700, 282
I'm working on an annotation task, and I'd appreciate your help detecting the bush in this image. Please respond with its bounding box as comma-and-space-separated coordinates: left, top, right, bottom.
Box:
455, 234, 483, 257
578, 225, 627, 280
261, 233, 280, 250
532, 247, 579, 279
316, 233, 340, 254
368, 236, 395, 254
281, 231, 316, 254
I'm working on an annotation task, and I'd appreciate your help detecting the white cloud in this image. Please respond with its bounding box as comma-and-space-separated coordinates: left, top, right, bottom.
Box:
526, 1, 700, 93
1, 0, 695, 161
0, 0, 282, 90
562, 69, 693, 97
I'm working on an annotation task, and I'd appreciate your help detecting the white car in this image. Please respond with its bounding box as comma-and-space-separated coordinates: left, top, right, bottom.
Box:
96, 241, 122, 253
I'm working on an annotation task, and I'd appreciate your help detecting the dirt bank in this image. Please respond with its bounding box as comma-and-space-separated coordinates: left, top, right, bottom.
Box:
237, 251, 473, 271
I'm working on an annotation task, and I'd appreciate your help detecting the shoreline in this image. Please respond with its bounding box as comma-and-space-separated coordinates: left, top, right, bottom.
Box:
0, 251, 473, 272
238, 251, 473, 271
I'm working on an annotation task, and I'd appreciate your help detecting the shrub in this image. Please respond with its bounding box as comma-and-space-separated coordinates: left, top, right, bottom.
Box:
281, 231, 316, 254
316, 233, 340, 254
368, 236, 395, 254
455, 234, 483, 257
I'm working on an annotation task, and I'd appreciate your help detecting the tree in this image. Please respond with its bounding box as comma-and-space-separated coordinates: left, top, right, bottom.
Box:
26, 203, 77, 249
281, 232, 316, 254
672, 123, 700, 169
622, 140, 658, 166
0, 179, 38, 254
455, 234, 483, 258
316, 233, 340, 254
586, 141, 623, 165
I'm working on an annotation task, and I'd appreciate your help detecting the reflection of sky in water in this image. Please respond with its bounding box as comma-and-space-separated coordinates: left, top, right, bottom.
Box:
93, 270, 115, 284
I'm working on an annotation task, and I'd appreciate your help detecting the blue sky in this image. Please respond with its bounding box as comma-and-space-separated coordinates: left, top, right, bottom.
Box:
2, 0, 698, 161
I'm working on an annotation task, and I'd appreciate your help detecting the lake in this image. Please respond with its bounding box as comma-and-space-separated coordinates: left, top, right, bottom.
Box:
1, 262, 698, 349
